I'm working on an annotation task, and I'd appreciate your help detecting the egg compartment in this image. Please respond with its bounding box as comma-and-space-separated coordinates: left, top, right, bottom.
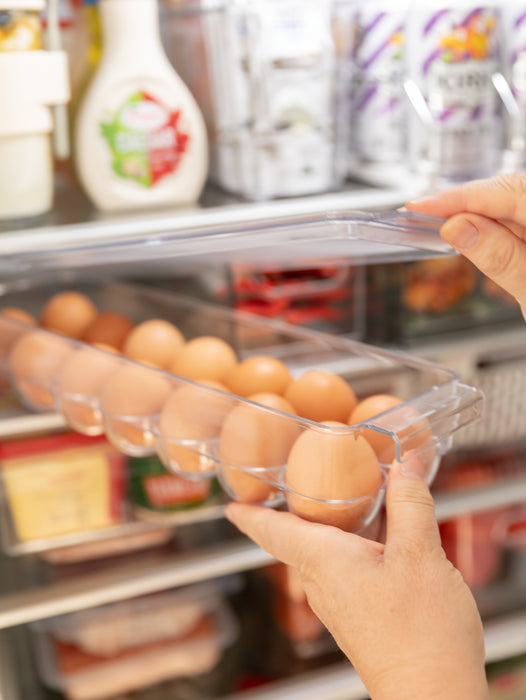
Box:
0, 281, 483, 534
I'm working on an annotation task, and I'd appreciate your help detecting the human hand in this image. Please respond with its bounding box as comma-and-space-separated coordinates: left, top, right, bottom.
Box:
225, 460, 488, 700
406, 173, 526, 318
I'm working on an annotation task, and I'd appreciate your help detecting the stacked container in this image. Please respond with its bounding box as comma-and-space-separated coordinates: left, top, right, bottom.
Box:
0, 0, 70, 220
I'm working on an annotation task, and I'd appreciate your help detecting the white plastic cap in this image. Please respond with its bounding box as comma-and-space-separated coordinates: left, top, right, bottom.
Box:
0, 50, 70, 135
0, 0, 45, 10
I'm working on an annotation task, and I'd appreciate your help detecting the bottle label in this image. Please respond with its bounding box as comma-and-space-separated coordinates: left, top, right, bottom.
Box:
100, 90, 189, 188
415, 7, 500, 178
352, 9, 408, 163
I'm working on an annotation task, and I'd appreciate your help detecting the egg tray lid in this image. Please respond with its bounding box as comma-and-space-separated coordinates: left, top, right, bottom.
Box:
0, 209, 453, 277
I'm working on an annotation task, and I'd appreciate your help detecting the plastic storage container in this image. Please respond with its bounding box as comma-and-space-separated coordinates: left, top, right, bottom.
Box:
366, 256, 523, 347
0, 432, 126, 543
32, 596, 238, 700
33, 579, 237, 656
0, 0, 70, 220
161, 0, 342, 200
0, 273, 483, 536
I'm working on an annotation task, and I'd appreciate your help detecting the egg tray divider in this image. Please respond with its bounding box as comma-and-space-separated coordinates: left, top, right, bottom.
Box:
0, 282, 484, 533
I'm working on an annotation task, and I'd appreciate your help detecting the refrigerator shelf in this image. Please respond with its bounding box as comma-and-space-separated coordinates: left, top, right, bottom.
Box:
2, 472, 526, 631
212, 611, 526, 700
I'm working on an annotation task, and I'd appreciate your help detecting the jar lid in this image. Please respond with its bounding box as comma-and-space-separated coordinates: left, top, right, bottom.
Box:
0, 0, 45, 10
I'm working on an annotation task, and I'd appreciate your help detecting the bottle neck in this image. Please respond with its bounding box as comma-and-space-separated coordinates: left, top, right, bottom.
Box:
100, 0, 164, 61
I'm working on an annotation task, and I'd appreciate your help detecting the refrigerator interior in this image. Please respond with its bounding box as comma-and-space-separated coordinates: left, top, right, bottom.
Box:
4, 0, 526, 697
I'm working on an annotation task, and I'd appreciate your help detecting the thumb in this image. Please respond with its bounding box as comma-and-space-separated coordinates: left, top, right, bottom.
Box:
440, 213, 526, 312
385, 456, 441, 553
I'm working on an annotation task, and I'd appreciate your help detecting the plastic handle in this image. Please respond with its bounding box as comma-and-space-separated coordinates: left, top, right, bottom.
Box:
349, 209, 454, 255
397, 382, 485, 459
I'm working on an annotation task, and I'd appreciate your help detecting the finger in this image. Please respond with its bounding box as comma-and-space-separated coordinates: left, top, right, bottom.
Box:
385, 457, 441, 554
440, 213, 526, 310
406, 172, 526, 226
224, 503, 376, 569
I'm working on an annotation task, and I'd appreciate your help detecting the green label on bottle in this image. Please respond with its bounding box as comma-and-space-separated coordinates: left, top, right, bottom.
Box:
100, 90, 189, 188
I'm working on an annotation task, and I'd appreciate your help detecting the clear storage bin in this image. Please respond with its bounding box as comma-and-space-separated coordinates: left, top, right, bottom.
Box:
0, 246, 482, 535
161, 0, 343, 200
33, 579, 238, 657
32, 598, 238, 700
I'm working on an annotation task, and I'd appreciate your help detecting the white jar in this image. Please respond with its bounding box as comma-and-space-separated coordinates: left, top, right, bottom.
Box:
0, 47, 70, 220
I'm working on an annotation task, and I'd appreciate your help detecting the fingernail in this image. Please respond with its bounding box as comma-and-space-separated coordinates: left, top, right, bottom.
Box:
441, 220, 479, 250
407, 195, 435, 205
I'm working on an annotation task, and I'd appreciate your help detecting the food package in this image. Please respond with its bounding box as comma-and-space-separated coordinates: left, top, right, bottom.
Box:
0, 432, 126, 543
435, 460, 509, 590
40, 525, 176, 564
33, 600, 238, 700
36, 582, 230, 656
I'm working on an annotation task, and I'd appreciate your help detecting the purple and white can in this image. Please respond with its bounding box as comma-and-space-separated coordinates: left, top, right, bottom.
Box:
351, 1, 409, 166
407, 2, 502, 182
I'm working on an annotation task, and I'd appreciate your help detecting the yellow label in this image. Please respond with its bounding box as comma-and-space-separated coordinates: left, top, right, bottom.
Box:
2, 447, 115, 542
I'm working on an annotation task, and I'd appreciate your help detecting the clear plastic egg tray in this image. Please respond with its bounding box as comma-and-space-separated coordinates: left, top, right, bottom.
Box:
0, 281, 483, 534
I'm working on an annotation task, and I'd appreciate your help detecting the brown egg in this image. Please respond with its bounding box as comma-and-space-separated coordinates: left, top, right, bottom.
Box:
285, 421, 383, 532
285, 370, 357, 423
100, 363, 172, 450
217, 392, 299, 502
0, 310, 37, 367
40, 291, 98, 339
0, 311, 36, 391
57, 346, 121, 433
225, 355, 292, 397
349, 394, 403, 463
169, 336, 237, 383
123, 319, 185, 369
1, 307, 37, 325
8, 330, 73, 408
158, 379, 233, 475
83, 312, 134, 351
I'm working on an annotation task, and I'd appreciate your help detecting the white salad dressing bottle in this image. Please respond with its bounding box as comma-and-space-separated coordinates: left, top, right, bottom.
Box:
74, 0, 208, 212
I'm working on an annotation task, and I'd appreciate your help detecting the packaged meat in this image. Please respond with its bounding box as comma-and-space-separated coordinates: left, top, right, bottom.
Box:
128, 455, 219, 514
33, 601, 238, 700
435, 460, 507, 590
34, 581, 233, 656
